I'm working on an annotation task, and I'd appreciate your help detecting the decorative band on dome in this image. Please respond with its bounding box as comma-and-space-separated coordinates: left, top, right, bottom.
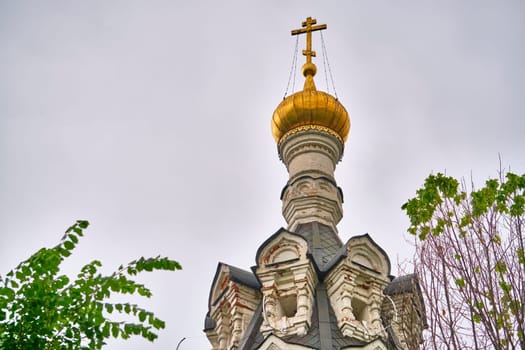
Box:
278, 125, 344, 145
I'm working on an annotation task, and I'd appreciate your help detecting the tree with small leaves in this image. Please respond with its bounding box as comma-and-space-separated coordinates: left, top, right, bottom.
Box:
402, 170, 525, 349
0, 220, 181, 350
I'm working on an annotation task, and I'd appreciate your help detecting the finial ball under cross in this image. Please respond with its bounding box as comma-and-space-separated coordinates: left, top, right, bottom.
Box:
291, 17, 327, 64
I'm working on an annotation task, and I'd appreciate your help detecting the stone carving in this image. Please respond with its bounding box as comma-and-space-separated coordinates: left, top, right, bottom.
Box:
262, 289, 292, 333
282, 176, 343, 232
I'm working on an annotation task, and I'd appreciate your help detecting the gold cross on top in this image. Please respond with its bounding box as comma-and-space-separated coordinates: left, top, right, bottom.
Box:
291, 17, 327, 64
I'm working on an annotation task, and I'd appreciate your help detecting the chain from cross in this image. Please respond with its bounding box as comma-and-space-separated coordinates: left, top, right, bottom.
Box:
291, 17, 327, 64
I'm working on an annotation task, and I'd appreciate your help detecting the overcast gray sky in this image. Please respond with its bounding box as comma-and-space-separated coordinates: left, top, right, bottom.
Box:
1, 1, 524, 349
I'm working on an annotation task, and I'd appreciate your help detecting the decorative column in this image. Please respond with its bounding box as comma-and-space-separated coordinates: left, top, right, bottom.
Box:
279, 127, 344, 232
368, 293, 384, 336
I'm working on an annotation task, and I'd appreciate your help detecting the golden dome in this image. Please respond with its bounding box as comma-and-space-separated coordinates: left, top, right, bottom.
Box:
271, 63, 350, 143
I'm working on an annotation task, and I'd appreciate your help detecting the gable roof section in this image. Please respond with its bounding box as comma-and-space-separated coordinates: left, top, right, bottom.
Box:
294, 221, 343, 270
384, 274, 417, 296
384, 273, 428, 329
207, 262, 261, 310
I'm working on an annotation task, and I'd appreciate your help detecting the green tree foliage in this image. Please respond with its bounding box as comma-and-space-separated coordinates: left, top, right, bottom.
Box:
0, 220, 181, 350
402, 171, 525, 349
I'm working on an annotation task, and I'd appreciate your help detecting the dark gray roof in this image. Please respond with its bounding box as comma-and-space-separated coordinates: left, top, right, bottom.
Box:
203, 312, 216, 331
228, 264, 261, 289
236, 303, 264, 349
384, 274, 417, 296
294, 222, 343, 271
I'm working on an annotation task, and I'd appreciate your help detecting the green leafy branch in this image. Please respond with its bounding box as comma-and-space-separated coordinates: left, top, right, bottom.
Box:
0, 220, 181, 350
404, 171, 525, 348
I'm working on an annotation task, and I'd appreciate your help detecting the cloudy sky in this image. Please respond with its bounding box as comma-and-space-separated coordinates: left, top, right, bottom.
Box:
1, 1, 524, 349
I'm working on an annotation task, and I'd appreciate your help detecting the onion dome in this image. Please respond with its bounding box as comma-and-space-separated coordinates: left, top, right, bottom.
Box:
271, 62, 350, 144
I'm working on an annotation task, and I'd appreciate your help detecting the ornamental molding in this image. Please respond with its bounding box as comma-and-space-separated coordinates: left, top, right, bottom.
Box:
278, 128, 344, 165
282, 188, 343, 231
257, 334, 316, 350
206, 264, 261, 350
279, 125, 344, 146
257, 234, 307, 268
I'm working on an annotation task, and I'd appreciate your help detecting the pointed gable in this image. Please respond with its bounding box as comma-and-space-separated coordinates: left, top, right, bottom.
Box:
346, 234, 391, 276
255, 228, 309, 268
208, 263, 260, 310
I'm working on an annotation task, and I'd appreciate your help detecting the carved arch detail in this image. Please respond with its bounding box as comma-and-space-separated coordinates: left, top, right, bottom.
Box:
257, 232, 308, 267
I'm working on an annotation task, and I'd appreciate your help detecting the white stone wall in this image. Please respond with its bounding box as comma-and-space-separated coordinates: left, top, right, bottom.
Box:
255, 232, 317, 338
206, 265, 261, 350
325, 235, 391, 342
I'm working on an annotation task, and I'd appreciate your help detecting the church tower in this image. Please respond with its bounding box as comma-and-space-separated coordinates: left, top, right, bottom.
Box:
204, 17, 427, 350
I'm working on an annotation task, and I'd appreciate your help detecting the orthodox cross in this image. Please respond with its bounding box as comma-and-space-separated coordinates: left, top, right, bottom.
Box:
291, 17, 327, 64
